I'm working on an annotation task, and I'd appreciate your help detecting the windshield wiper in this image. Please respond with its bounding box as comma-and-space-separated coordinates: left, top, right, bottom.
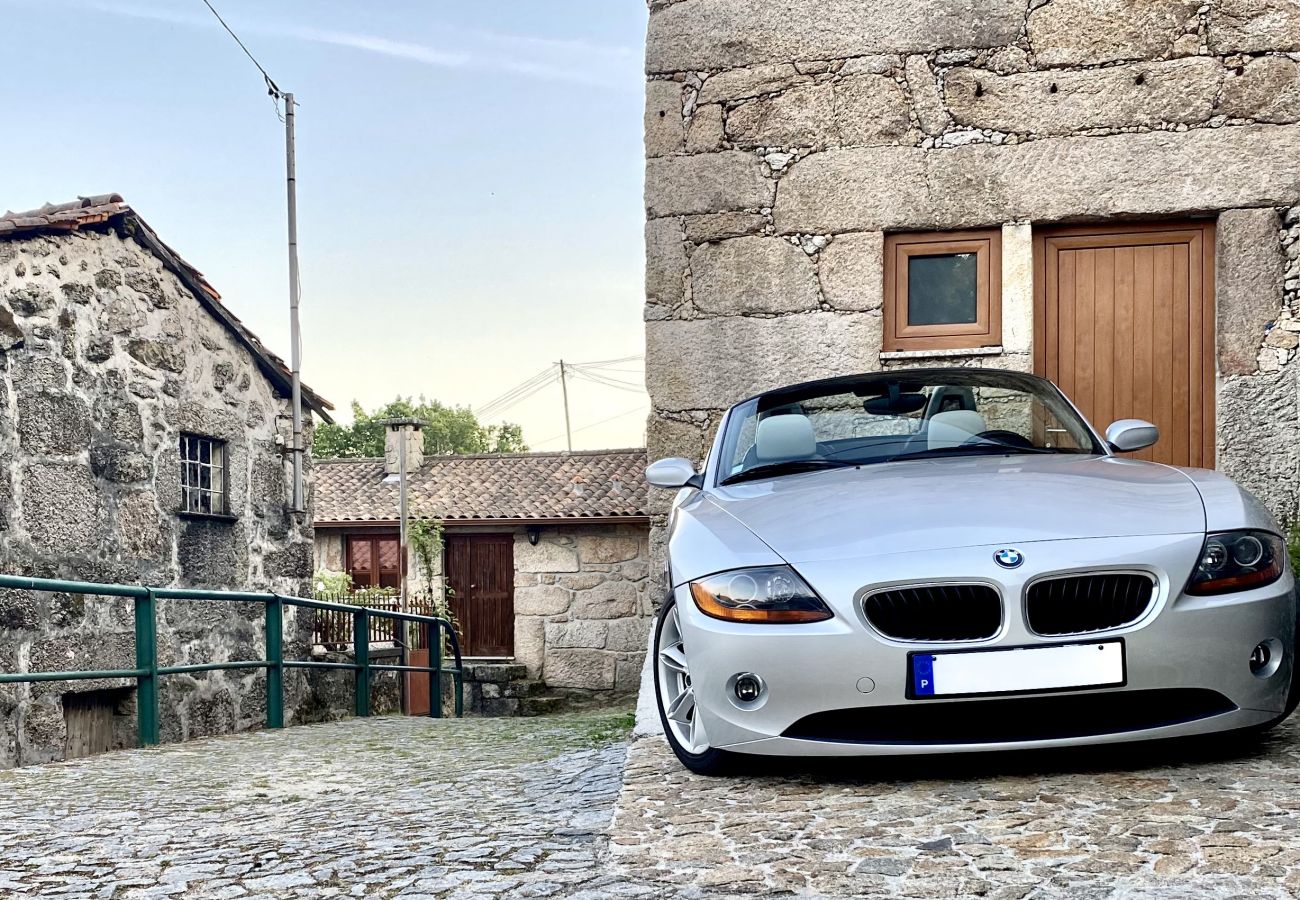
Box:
882, 443, 1056, 463
721, 459, 856, 486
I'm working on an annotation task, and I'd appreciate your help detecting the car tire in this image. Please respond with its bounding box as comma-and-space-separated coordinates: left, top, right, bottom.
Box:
653, 596, 739, 776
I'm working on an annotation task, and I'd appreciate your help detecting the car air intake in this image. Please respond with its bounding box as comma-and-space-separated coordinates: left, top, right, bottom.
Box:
782, 689, 1236, 744
1026, 572, 1156, 636
863, 584, 1001, 642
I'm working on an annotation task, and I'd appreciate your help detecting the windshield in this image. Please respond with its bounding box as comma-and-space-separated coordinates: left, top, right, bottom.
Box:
717, 369, 1103, 485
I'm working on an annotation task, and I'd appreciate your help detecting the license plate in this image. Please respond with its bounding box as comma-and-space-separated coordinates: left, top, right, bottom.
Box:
909, 641, 1125, 699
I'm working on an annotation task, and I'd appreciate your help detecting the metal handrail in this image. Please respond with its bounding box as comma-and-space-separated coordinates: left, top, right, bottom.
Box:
0, 574, 464, 747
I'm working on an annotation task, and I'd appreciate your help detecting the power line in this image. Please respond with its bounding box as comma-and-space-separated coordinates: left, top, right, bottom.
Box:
202, 0, 282, 95
532, 404, 649, 448
476, 365, 558, 419
570, 368, 645, 393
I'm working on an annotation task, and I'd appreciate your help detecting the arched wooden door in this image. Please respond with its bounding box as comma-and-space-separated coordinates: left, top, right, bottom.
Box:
1033, 222, 1216, 468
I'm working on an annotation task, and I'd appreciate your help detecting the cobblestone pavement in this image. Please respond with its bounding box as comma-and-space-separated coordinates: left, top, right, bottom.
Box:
611, 718, 1300, 899
6, 708, 1300, 899
0, 712, 643, 900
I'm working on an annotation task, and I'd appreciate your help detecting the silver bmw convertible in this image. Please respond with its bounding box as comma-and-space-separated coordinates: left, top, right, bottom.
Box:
646, 368, 1298, 774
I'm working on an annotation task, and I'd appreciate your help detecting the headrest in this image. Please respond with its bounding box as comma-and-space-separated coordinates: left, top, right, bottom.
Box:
755, 414, 816, 462
927, 409, 987, 450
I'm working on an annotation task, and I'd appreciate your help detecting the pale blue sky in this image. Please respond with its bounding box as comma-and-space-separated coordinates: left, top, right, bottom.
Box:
1, 0, 650, 450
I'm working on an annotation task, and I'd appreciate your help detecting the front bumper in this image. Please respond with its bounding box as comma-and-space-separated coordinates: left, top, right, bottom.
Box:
676, 534, 1296, 756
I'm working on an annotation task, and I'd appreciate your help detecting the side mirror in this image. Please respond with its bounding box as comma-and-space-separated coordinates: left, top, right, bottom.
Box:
1105, 419, 1159, 453
646, 457, 703, 489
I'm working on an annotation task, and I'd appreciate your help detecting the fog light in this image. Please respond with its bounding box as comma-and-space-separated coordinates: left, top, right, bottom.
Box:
734, 673, 764, 703
1251, 642, 1272, 675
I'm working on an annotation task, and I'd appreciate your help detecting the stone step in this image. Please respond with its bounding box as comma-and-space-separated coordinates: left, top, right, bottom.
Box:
464, 662, 528, 682
519, 695, 567, 717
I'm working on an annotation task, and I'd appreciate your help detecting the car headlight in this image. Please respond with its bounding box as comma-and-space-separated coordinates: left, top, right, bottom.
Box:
1186, 529, 1286, 596
689, 566, 833, 623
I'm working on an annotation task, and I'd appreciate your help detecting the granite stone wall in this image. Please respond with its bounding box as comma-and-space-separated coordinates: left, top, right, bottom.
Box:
315, 523, 653, 696
513, 525, 652, 695
644, 0, 1300, 528
0, 225, 319, 767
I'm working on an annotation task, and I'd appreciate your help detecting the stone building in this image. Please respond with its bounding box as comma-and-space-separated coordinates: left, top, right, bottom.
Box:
314, 427, 651, 698
644, 0, 1300, 526
0, 194, 333, 766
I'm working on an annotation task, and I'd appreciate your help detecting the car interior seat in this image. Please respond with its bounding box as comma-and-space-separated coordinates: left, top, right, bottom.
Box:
926, 409, 988, 450
754, 414, 817, 462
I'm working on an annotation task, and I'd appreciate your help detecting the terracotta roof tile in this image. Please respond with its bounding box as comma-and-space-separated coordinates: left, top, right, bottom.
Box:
0, 194, 333, 421
314, 448, 650, 524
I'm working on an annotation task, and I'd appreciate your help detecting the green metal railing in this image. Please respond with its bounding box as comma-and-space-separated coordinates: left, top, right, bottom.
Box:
0, 574, 464, 746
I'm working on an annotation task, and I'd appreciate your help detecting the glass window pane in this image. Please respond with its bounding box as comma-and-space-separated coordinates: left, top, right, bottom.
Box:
908, 252, 978, 325
199, 440, 211, 464
377, 539, 400, 572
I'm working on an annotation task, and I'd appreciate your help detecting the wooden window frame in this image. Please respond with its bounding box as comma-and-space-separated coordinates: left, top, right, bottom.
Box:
883, 228, 1002, 352
345, 532, 403, 591
179, 433, 230, 518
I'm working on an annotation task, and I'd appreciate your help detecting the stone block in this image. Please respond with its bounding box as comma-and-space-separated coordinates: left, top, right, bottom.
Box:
264, 542, 312, 580
904, 56, 950, 137
691, 237, 820, 317
647, 312, 882, 411
20, 462, 107, 557
1213, 0, 1300, 52
1218, 370, 1300, 523
775, 126, 1300, 235
647, 0, 1023, 72
819, 231, 884, 312
683, 213, 767, 244
126, 339, 186, 374
605, 618, 650, 653
17, 391, 92, 456
945, 58, 1221, 136
1220, 56, 1300, 124
0, 306, 21, 351
614, 653, 646, 692
545, 619, 608, 649
1027, 0, 1201, 66
89, 444, 152, 484
577, 535, 641, 565
645, 217, 688, 309
178, 518, 246, 587
1217, 208, 1286, 375
685, 103, 725, 154
698, 64, 811, 104
514, 583, 571, 616
514, 616, 545, 676
117, 491, 167, 560
645, 79, 685, 158
5, 285, 54, 316
544, 649, 616, 690
646, 151, 774, 218
514, 537, 579, 573
570, 580, 640, 619
726, 77, 913, 149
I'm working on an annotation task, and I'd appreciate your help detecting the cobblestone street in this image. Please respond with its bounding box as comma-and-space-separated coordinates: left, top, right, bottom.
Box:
3, 709, 1300, 898
0, 713, 641, 900
613, 718, 1300, 899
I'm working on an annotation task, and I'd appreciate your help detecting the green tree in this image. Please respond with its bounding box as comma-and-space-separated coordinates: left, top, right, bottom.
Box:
314, 397, 528, 459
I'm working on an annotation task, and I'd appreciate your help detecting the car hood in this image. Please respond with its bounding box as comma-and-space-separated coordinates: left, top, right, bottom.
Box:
708, 454, 1207, 564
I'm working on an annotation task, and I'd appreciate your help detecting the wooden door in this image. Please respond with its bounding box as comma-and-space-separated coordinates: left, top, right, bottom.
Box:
1034, 222, 1215, 467
444, 534, 515, 657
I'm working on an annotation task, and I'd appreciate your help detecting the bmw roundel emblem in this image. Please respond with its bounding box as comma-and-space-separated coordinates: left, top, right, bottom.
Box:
994, 548, 1024, 569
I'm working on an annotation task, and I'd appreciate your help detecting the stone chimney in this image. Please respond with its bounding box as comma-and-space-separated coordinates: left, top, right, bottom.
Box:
382, 418, 424, 476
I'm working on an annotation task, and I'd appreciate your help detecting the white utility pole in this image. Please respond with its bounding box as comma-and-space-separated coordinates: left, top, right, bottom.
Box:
558, 359, 573, 451
286, 92, 305, 513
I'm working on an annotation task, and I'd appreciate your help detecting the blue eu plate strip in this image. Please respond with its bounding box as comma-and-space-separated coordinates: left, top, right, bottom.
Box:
913, 654, 935, 696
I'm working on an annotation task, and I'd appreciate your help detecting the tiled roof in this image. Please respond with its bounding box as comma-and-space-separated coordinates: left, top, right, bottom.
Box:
0, 194, 334, 421
314, 449, 649, 524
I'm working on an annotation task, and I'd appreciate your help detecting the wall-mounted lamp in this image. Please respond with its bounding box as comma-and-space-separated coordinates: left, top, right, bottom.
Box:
526, 525, 541, 546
